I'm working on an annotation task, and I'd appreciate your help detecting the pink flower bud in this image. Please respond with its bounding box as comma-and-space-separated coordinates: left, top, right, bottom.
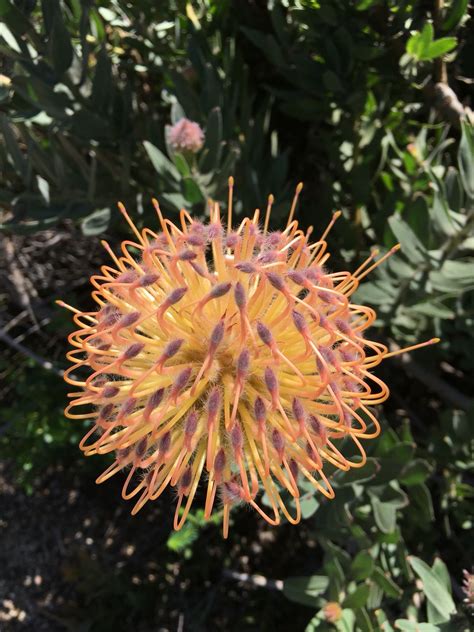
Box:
102, 385, 120, 398
190, 262, 208, 278
167, 118, 204, 153
264, 366, 278, 396
117, 270, 138, 284
117, 311, 141, 329
148, 388, 165, 411
256, 321, 273, 347
167, 287, 188, 305
214, 448, 226, 473
266, 272, 285, 292
272, 429, 285, 458
159, 431, 172, 454
210, 282, 232, 299
139, 273, 159, 287
292, 310, 307, 334
99, 404, 114, 420
335, 318, 352, 335
177, 249, 197, 261
225, 232, 240, 248
187, 234, 205, 247
179, 466, 193, 491
119, 397, 136, 418
254, 397, 266, 423
135, 437, 148, 457
210, 320, 225, 348
234, 282, 247, 308
207, 387, 221, 417
171, 367, 192, 397
230, 422, 244, 452
235, 262, 257, 274
160, 339, 184, 361
185, 411, 199, 436
292, 398, 305, 423
237, 349, 250, 376
207, 223, 223, 240
123, 343, 144, 360
287, 270, 306, 286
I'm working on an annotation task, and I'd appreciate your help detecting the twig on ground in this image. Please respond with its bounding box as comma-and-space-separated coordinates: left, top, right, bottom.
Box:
222, 570, 284, 591
0, 310, 28, 334
2, 236, 39, 325
0, 328, 65, 378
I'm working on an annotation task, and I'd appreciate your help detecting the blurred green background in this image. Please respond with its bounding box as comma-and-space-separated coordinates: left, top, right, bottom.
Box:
0, 1, 473, 631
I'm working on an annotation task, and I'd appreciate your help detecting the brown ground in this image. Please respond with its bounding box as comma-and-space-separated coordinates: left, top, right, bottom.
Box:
0, 459, 316, 632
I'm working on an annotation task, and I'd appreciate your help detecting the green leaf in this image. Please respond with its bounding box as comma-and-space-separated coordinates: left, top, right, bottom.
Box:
458, 121, 474, 199
371, 497, 396, 534
355, 608, 374, 632
323, 70, 343, 93
409, 483, 434, 523
342, 583, 370, 608
394, 621, 440, 631
407, 301, 454, 320
299, 493, 319, 519
350, 551, 374, 581
431, 558, 451, 592
200, 107, 223, 173
174, 153, 191, 177
442, 0, 469, 31
423, 37, 457, 60
336, 609, 356, 632
372, 566, 402, 598
375, 610, 394, 631
388, 215, 428, 264
336, 458, 379, 486
91, 46, 112, 113
283, 575, 329, 607
143, 141, 180, 181
427, 558, 453, 624
0, 0, 33, 36
406, 23, 456, 60
367, 581, 384, 610
49, 7, 73, 75
406, 23, 433, 59
81, 208, 111, 236
371, 443, 416, 485
356, 0, 381, 10
182, 177, 204, 204
399, 459, 433, 486
429, 260, 474, 293
0, 113, 27, 181
408, 556, 456, 621
166, 522, 198, 552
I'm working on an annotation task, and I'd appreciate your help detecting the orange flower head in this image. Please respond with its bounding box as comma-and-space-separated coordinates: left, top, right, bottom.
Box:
323, 602, 342, 623
59, 180, 438, 537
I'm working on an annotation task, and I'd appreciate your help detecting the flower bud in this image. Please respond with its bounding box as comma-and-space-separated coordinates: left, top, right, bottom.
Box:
210, 282, 232, 299
123, 343, 145, 360
210, 320, 225, 348
237, 349, 250, 377
102, 385, 120, 398
234, 282, 247, 308
254, 397, 266, 424
167, 287, 188, 305
235, 262, 257, 274
266, 272, 285, 292
256, 321, 273, 347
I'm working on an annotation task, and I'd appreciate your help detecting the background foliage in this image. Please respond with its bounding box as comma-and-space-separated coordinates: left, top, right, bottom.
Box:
0, 1, 473, 631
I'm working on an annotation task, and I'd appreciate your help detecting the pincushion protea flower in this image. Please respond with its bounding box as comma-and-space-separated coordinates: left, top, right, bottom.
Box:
59, 180, 438, 537
166, 118, 204, 153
